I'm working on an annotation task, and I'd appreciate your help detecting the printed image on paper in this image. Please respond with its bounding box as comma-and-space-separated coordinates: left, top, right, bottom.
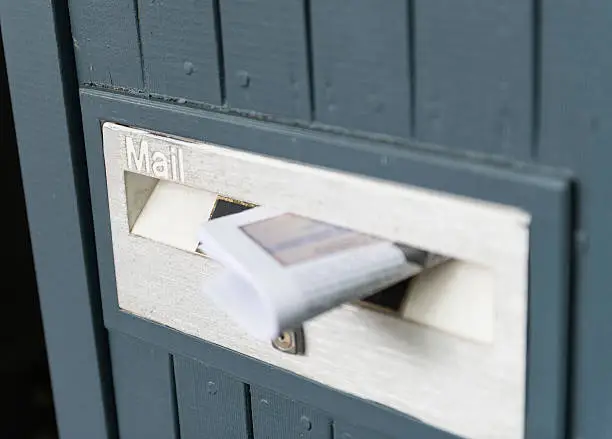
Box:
240, 213, 381, 266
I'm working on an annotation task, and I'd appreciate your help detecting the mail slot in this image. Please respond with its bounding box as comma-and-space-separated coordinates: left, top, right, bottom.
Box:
103, 122, 530, 439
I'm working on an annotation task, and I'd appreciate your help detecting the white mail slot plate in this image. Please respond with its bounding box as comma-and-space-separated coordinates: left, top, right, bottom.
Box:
102, 122, 530, 439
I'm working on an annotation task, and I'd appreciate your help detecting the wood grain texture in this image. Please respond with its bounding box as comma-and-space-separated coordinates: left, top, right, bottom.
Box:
414, 0, 533, 159
174, 356, 251, 439
220, 0, 311, 119
102, 123, 529, 439
251, 386, 331, 439
109, 332, 178, 439
68, 0, 143, 88
138, 0, 222, 103
539, 1, 612, 438
311, 0, 411, 137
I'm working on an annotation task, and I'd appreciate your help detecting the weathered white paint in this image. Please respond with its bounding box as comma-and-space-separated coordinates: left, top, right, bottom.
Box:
102, 122, 530, 439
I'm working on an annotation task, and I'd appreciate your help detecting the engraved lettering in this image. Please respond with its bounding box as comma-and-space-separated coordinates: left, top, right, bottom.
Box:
178, 148, 185, 182
170, 146, 178, 180
126, 137, 151, 173
151, 151, 169, 179
124, 135, 185, 182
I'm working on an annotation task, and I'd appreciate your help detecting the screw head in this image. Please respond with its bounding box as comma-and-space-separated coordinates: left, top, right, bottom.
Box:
236, 70, 250, 87
271, 327, 306, 355
274, 332, 293, 350
299, 416, 312, 431
183, 61, 195, 75
206, 381, 217, 395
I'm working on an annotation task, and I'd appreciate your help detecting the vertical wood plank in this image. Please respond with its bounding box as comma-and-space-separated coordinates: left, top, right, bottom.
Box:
220, 0, 311, 119
0, 2, 116, 438
109, 332, 178, 439
68, 0, 143, 88
539, 1, 612, 438
138, 0, 222, 103
251, 386, 332, 439
414, 0, 533, 159
311, 0, 411, 137
174, 355, 251, 439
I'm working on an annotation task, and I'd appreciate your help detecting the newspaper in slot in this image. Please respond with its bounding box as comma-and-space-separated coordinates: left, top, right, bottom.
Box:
197, 206, 447, 341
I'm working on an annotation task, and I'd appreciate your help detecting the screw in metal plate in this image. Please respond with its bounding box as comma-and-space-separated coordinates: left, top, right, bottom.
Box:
271, 327, 306, 355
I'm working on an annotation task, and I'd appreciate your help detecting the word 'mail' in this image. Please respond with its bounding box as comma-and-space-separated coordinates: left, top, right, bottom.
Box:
125, 136, 185, 182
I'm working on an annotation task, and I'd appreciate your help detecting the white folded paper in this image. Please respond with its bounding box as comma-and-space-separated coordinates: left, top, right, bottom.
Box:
197, 206, 446, 340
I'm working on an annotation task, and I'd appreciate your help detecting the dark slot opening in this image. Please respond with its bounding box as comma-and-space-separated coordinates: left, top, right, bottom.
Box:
360, 278, 412, 314
209, 196, 256, 220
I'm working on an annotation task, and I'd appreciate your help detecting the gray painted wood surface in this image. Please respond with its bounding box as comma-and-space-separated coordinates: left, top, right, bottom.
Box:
174, 355, 252, 439
251, 386, 332, 439
220, 0, 311, 119
310, 0, 411, 137
68, 0, 143, 88
64, 0, 539, 161
109, 331, 178, 439
0, 2, 116, 439
539, 1, 612, 437
333, 421, 393, 439
413, 0, 533, 159
138, 0, 222, 103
